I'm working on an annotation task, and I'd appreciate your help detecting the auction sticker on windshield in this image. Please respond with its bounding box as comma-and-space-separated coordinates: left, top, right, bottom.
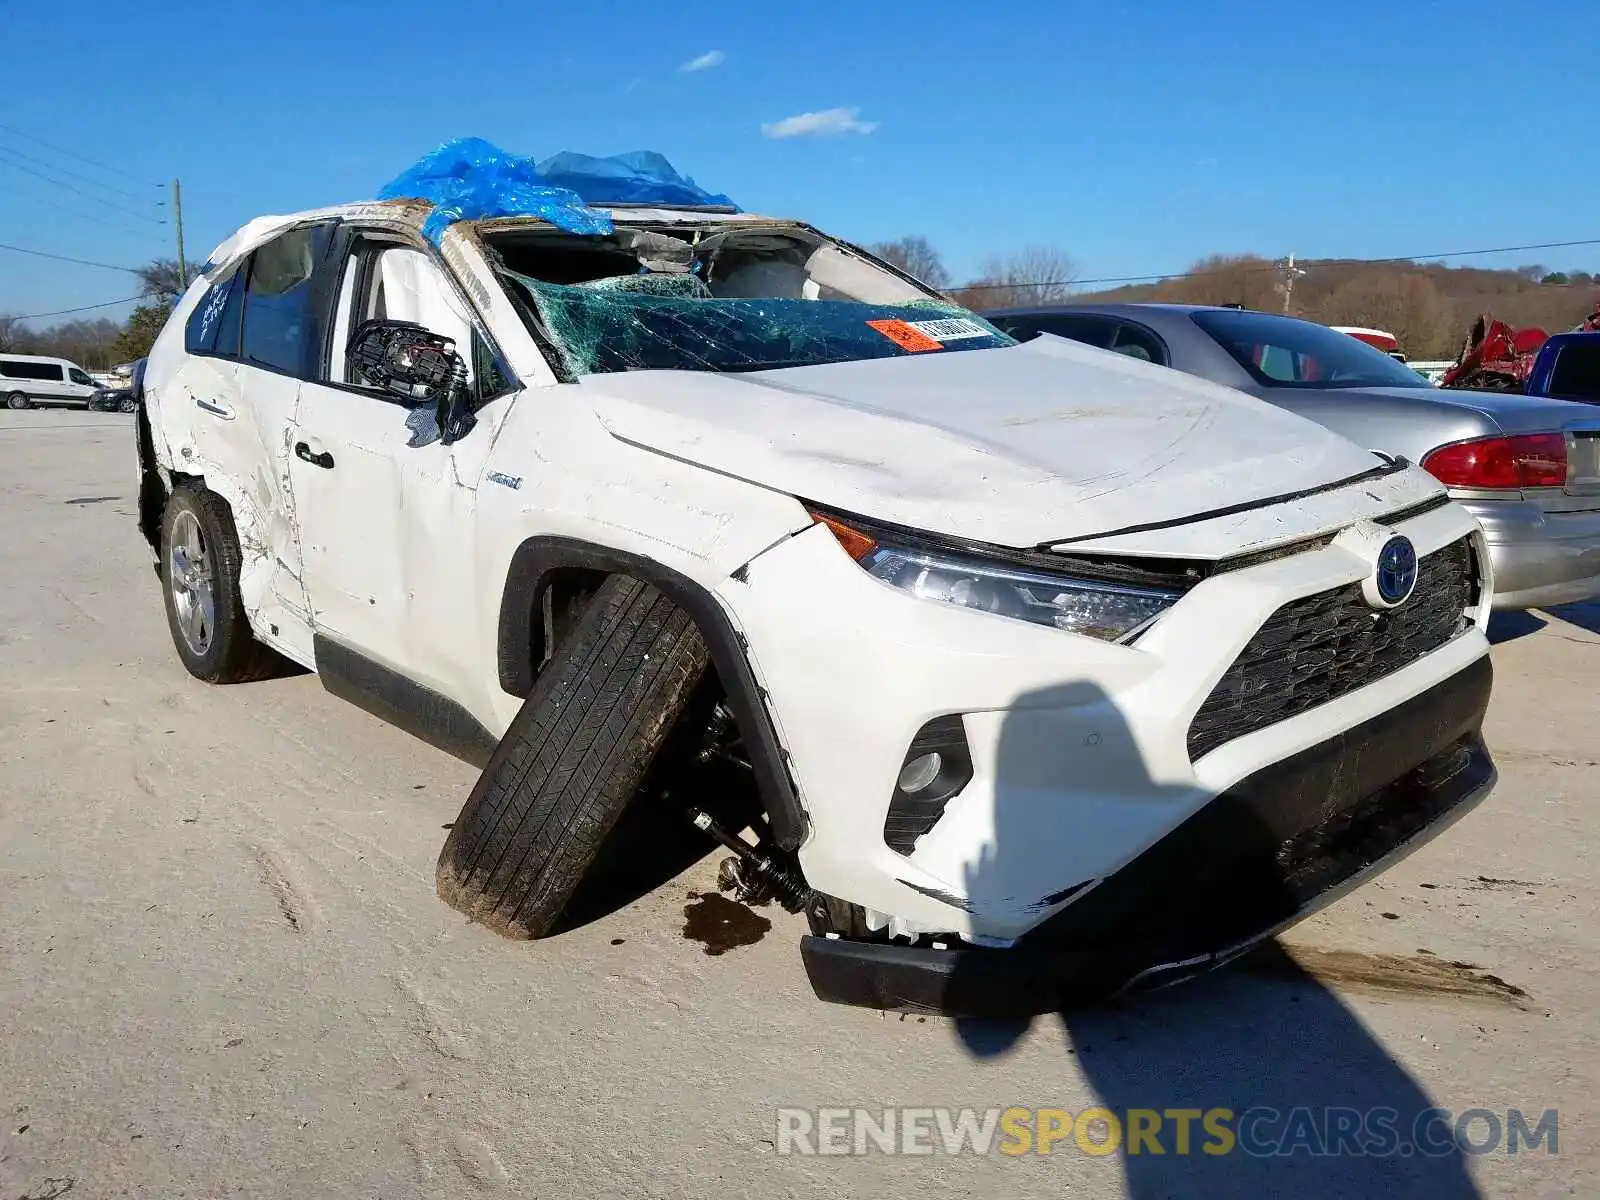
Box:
867, 319, 943, 352
909, 317, 993, 342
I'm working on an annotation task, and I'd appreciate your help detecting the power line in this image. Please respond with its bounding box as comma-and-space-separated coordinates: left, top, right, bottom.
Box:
8, 295, 147, 321
959, 237, 1600, 293
0, 141, 161, 205
0, 121, 153, 186
0, 241, 140, 273
0, 171, 164, 237
0, 154, 167, 225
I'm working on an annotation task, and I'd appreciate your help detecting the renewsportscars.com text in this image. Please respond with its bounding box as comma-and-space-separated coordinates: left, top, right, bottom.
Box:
774, 1106, 1558, 1158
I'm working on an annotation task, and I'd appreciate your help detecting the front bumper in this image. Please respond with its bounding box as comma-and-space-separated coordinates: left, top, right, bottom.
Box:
801, 657, 1495, 1014
723, 493, 1490, 946
1463, 495, 1600, 609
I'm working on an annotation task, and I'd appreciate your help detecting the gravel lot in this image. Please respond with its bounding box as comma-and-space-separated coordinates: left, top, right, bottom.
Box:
0, 410, 1594, 1198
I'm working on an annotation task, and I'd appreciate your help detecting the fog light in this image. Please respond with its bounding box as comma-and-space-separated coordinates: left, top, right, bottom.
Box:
897, 752, 943, 794
884, 715, 973, 856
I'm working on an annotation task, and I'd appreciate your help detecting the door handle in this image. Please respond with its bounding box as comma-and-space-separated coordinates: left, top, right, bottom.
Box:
195, 396, 235, 420
295, 441, 335, 469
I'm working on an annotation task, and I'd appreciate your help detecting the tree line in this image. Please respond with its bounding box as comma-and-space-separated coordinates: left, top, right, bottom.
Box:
869, 239, 1600, 360
0, 260, 183, 368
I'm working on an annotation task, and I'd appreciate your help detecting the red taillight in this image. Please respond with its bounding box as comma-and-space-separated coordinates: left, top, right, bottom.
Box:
1421, 433, 1568, 489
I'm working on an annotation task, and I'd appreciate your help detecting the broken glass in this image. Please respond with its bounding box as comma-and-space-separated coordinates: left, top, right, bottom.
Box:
489, 220, 1015, 377
510, 275, 1010, 376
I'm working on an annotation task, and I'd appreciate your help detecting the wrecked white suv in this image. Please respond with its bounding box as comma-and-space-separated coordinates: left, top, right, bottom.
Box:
138, 193, 1497, 1014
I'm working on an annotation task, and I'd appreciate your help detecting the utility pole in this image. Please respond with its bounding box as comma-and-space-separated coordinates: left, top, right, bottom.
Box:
172, 178, 188, 291
1276, 252, 1306, 314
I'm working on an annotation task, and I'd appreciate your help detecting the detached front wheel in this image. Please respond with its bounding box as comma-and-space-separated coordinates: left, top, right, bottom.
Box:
437, 575, 711, 939
159, 488, 279, 684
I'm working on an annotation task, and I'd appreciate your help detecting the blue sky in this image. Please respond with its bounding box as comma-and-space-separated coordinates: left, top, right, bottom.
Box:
3, 0, 1595, 324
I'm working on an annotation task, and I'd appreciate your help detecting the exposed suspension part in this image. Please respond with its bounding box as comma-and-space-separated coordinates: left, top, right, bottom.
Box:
696, 701, 751, 770
688, 808, 813, 912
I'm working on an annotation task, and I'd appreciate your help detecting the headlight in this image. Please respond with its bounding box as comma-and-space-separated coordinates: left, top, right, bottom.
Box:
810, 510, 1180, 642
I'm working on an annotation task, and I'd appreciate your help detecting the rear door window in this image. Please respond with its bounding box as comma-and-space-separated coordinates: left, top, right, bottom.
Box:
239, 224, 337, 377
185, 265, 245, 355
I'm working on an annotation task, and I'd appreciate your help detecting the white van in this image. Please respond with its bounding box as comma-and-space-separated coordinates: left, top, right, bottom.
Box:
1, 354, 104, 409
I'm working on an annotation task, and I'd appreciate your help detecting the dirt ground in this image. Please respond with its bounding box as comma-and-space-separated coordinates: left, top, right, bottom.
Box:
0, 411, 1593, 1198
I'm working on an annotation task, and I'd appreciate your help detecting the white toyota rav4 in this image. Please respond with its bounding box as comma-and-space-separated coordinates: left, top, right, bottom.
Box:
138, 195, 1497, 1014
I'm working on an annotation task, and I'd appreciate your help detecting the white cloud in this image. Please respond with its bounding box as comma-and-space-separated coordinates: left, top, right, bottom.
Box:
680, 49, 726, 72
760, 107, 879, 139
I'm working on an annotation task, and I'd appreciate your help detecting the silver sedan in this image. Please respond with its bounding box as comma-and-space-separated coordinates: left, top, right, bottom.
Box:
985, 303, 1600, 609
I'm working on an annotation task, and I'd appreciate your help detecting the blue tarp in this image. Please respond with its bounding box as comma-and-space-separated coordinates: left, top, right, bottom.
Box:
535, 150, 736, 210
377, 138, 737, 244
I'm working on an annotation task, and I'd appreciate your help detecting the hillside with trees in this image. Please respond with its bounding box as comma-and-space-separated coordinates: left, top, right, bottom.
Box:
870, 241, 1600, 361
1077, 255, 1599, 359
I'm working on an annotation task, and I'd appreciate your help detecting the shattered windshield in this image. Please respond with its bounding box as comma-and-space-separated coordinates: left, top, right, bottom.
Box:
488, 223, 1014, 376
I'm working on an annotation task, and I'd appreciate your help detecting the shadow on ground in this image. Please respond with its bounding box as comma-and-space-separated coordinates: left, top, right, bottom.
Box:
1487, 610, 1546, 644
551, 790, 721, 934
550, 749, 756, 936
1490, 601, 1600, 644
1540, 600, 1600, 636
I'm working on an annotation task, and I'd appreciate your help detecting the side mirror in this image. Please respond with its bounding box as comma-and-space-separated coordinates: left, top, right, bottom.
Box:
347, 319, 464, 403
346, 318, 476, 446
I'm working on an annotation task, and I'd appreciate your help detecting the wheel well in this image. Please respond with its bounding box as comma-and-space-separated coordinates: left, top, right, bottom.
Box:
535, 567, 609, 671
496, 537, 808, 850
136, 405, 176, 553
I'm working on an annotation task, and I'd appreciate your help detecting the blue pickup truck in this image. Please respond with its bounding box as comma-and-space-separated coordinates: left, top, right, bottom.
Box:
1527, 331, 1600, 403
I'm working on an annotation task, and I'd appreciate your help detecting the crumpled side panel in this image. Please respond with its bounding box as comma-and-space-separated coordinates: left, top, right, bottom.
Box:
378, 138, 615, 243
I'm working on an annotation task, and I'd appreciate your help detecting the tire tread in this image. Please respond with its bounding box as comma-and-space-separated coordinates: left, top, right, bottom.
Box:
436, 575, 710, 938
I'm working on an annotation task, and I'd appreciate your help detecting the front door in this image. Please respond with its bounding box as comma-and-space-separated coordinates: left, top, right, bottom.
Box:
289, 235, 505, 723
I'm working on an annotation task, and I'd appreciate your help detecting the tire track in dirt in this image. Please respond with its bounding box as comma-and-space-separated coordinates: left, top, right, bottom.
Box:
248, 842, 313, 933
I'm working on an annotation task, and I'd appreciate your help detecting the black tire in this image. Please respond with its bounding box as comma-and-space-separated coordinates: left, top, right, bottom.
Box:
437, 575, 711, 938
5, 391, 30, 410
120, 394, 139, 413
159, 487, 280, 684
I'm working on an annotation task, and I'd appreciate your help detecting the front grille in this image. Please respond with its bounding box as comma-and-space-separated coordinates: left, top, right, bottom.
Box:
1187, 537, 1475, 759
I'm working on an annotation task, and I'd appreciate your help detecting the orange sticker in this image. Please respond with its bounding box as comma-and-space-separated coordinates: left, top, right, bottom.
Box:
867, 318, 943, 352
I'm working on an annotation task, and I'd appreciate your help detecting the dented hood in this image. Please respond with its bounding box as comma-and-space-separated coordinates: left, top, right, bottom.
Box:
579, 334, 1388, 549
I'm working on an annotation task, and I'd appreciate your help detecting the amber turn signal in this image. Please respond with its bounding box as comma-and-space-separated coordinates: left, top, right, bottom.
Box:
807, 510, 878, 561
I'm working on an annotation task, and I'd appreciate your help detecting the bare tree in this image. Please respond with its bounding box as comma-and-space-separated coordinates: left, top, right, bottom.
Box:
137, 259, 189, 303
0, 315, 19, 353
952, 246, 1078, 310
867, 236, 951, 291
